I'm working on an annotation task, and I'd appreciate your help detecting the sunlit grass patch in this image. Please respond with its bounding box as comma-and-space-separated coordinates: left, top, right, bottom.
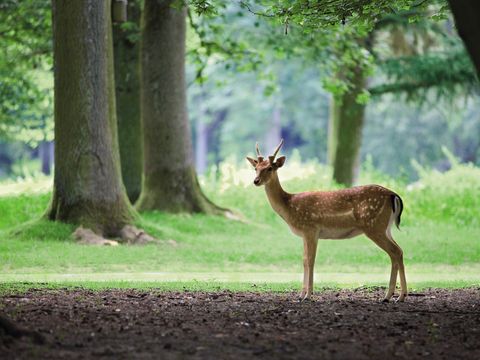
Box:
0, 160, 479, 290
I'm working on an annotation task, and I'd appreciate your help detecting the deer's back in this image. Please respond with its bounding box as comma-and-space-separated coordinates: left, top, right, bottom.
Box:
283, 185, 396, 238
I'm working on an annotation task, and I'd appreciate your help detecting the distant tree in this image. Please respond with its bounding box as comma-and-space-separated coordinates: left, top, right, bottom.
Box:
38, 141, 54, 175
113, 1, 143, 203
328, 65, 367, 186
194, 96, 229, 175
0, 0, 54, 177
47, 0, 135, 235
136, 0, 225, 214
254, 1, 476, 186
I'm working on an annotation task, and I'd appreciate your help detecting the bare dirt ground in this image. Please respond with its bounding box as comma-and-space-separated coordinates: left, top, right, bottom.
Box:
1, 288, 479, 359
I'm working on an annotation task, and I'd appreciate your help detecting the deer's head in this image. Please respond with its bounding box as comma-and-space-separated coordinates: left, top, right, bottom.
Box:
246, 139, 286, 186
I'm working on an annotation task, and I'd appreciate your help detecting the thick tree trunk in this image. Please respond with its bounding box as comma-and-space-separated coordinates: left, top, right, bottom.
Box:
328, 68, 366, 187
449, 1, 480, 79
136, 0, 224, 214
113, 2, 142, 204
47, 0, 135, 236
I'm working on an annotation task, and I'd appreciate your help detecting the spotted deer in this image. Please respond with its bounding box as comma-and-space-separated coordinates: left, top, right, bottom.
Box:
246, 139, 407, 302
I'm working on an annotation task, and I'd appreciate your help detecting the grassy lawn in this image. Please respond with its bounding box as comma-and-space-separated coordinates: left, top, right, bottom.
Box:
0, 161, 479, 290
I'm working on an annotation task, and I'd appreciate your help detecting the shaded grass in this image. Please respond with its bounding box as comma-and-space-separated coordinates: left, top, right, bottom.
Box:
1, 213, 479, 274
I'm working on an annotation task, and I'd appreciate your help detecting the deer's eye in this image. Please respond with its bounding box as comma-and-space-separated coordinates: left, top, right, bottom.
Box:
267, 167, 273, 172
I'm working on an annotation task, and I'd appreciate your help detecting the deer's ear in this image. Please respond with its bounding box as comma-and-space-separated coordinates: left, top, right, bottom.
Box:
246, 157, 258, 168
275, 156, 286, 168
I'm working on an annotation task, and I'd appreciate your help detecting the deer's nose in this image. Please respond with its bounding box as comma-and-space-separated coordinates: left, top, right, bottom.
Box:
254, 178, 260, 185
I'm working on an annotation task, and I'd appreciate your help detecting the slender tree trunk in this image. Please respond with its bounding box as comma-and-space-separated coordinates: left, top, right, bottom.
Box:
195, 117, 208, 175
449, 1, 480, 79
47, 0, 135, 236
327, 95, 340, 166
113, 2, 142, 204
136, 0, 225, 214
328, 68, 366, 186
194, 108, 228, 175
209, 109, 228, 168
39, 141, 53, 175
265, 100, 282, 154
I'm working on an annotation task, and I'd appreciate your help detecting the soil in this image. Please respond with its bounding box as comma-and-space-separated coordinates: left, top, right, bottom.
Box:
1, 288, 479, 359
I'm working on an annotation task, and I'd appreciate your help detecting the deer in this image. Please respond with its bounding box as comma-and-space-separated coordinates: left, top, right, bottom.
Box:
246, 139, 407, 302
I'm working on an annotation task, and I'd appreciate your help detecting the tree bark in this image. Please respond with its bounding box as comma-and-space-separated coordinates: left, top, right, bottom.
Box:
327, 95, 340, 166
113, 2, 142, 204
328, 68, 366, 187
136, 0, 224, 214
47, 0, 135, 236
449, 1, 480, 79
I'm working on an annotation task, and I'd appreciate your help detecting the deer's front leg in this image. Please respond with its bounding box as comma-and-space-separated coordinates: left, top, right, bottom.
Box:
300, 235, 318, 301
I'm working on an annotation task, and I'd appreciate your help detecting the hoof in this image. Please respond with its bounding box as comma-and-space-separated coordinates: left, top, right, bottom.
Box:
299, 292, 312, 302
382, 298, 390, 303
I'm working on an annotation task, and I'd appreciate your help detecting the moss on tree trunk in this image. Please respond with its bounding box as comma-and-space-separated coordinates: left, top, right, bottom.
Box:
328, 68, 366, 187
113, 2, 142, 204
136, 0, 225, 214
47, 0, 135, 236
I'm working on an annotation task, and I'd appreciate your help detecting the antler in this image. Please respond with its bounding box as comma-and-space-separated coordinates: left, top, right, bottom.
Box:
269, 138, 284, 164
255, 142, 264, 162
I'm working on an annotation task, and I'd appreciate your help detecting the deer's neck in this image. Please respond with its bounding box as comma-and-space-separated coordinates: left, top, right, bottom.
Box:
265, 173, 290, 215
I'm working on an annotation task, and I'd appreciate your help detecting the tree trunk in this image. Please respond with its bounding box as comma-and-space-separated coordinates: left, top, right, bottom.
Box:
209, 109, 228, 168
195, 104, 229, 175
136, 0, 225, 214
38, 141, 53, 175
449, 1, 480, 79
327, 95, 340, 166
47, 0, 135, 236
113, 2, 142, 204
195, 117, 208, 175
265, 101, 282, 154
328, 68, 366, 187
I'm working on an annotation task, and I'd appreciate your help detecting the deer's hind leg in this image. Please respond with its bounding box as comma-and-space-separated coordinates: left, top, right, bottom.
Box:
365, 230, 407, 302
385, 230, 407, 302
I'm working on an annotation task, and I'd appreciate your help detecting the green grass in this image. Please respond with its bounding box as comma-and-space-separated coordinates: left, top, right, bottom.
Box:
1, 280, 477, 296
0, 159, 479, 290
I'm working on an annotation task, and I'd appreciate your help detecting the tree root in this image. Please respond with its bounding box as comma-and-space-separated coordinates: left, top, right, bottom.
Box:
118, 225, 156, 244
0, 314, 45, 344
72, 225, 170, 246
73, 227, 119, 246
